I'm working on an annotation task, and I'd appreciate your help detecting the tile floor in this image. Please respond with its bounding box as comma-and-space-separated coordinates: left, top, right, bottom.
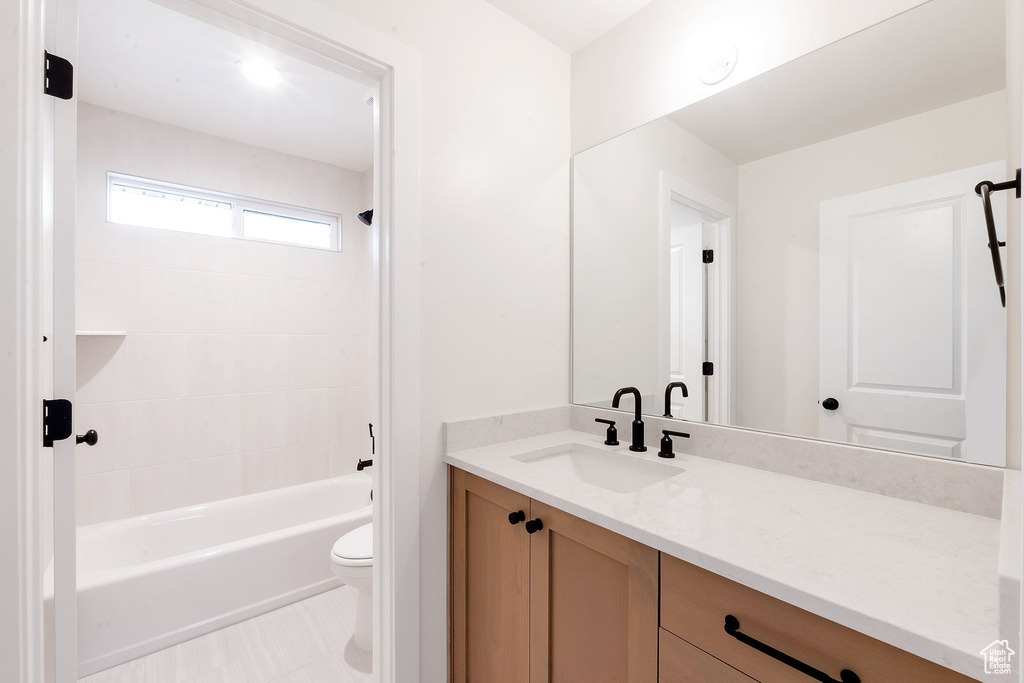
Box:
79, 588, 373, 683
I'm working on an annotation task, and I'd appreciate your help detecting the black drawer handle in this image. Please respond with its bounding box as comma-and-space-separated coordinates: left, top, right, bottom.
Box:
525, 518, 543, 534
508, 510, 526, 525
724, 615, 859, 683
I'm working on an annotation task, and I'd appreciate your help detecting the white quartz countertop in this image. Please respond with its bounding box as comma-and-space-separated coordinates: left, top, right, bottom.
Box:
444, 430, 1003, 681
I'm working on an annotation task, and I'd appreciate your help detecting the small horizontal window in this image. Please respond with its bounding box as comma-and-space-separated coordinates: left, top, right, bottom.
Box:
108, 181, 234, 237
243, 210, 333, 249
106, 174, 341, 251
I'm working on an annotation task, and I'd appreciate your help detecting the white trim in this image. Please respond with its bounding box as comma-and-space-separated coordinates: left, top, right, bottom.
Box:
0, 0, 45, 680
705, 215, 735, 424
49, 0, 80, 677
657, 172, 736, 424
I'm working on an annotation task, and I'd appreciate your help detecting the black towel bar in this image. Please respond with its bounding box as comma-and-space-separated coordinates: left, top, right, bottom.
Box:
975, 168, 1020, 308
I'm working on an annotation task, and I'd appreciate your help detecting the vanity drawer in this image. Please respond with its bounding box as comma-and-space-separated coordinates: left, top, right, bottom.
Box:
659, 628, 755, 682
660, 555, 973, 683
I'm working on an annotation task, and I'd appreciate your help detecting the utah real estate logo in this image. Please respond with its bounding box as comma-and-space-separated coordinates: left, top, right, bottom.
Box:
980, 639, 1015, 675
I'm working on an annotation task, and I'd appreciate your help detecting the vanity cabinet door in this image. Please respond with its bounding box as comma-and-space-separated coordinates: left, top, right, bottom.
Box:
528, 500, 658, 683
451, 470, 532, 683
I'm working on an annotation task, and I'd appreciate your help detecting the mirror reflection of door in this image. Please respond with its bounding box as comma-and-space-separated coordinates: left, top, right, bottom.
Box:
819, 162, 1007, 464
664, 195, 731, 423
668, 202, 705, 421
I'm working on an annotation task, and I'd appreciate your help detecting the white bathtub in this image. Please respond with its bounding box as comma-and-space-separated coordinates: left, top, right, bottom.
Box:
45, 473, 372, 677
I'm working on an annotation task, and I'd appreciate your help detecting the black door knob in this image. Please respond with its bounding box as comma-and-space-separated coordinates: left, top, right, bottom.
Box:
508, 510, 526, 525
525, 518, 544, 534
76, 430, 99, 446
821, 398, 840, 411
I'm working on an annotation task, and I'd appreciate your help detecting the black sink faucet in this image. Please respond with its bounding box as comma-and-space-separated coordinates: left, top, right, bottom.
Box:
663, 382, 688, 418
611, 387, 646, 452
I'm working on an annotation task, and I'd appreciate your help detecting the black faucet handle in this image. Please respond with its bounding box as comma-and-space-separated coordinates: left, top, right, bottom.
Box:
658, 430, 690, 459
595, 418, 619, 446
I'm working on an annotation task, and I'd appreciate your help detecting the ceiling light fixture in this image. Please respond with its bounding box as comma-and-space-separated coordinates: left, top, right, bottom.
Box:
237, 59, 282, 87
698, 41, 738, 85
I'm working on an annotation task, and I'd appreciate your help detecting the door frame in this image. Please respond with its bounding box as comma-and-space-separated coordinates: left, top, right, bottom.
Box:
658, 172, 736, 424
1, 0, 46, 680
5, 0, 423, 679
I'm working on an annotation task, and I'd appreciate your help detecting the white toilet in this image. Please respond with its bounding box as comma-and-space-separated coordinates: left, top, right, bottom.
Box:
330, 522, 373, 651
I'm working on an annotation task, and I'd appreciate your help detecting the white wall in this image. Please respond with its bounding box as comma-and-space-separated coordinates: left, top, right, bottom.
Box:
301, 2, 570, 680
571, 0, 929, 152
307, 2, 570, 680
74, 103, 375, 523
573, 117, 737, 405
736, 92, 1008, 437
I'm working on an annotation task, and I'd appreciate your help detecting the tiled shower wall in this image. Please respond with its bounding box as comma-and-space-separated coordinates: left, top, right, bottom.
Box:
74, 103, 375, 525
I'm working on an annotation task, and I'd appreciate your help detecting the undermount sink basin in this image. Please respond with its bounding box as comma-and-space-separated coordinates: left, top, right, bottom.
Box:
513, 443, 683, 493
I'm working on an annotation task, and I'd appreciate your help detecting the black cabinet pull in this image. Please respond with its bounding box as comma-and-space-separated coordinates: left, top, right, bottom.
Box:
524, 518, 543, 534
724, 615, 859, 683
75, 430, 98, 446
508, 510, 526, 525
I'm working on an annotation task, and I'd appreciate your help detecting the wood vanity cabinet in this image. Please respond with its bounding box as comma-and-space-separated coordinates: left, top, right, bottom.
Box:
450, 470, 974, 683
450, 469, 532, 683
659, 555, 974, 683
450, 470, 658, 683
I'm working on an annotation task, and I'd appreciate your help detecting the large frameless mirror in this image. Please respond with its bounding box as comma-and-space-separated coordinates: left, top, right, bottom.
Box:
572, 0, 1010, 466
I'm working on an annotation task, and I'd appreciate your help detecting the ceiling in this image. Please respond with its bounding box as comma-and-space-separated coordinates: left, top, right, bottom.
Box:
667, 0, 1005, 164
78, 0, 374, 171
482, 0, 657, 53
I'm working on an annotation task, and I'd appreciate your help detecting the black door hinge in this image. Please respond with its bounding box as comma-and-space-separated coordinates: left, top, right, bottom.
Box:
702, 361, 714, 376
44, 51, 74, 100
702, 249, 714, 264
43, 399, 73, 447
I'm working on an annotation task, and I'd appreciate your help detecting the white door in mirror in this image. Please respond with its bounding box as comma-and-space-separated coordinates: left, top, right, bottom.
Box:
819, 162, 1006, 464
668, 205, 705, 420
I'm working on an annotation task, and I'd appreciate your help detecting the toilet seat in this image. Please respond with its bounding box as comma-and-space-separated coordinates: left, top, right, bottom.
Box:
331, 522, 373, 567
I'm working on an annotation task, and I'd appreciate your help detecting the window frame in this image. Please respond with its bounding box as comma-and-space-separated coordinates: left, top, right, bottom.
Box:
106, 172, 342, 251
